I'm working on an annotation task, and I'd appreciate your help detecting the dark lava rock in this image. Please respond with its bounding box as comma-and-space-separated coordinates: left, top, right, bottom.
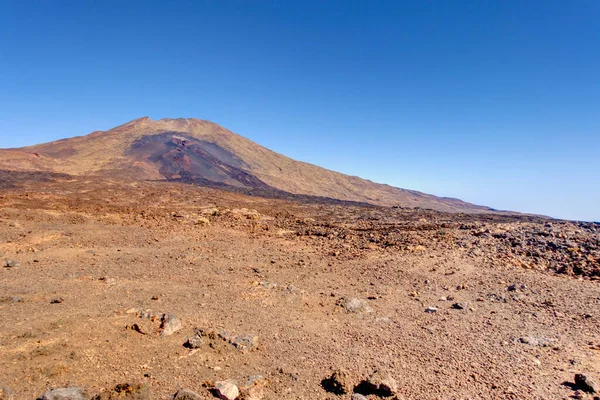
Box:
575, 373, 598, 393
452, 302, 467, 310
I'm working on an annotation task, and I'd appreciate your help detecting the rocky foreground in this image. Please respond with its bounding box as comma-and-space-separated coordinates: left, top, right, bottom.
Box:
1, 175, 599, 399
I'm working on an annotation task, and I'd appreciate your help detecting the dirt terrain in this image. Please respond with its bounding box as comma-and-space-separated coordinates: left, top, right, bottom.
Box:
1, 173, 599, 399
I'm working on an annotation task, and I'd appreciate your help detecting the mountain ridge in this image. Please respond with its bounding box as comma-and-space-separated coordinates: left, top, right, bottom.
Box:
0, 117, 493, 213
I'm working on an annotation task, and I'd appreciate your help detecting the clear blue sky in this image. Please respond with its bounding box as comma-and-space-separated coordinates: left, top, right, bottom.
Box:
0, 1, 598, 221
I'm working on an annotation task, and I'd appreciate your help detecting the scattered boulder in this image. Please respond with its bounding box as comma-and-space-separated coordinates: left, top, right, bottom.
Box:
38, 387, 90, 400
351, 394, 368, 400
4, 259, 19, 268
160, 314, 182, 337
214, 380, 239, 400
338, 298, 373, 314
517, 336, 554, 347
0, 297, 23, 304
451, 302, 467, 310
230, 333, 259, 351
425, 306, 438, 313
184, 330, 203, 349
92, 383, 150, 399
230, 208, 260, 220
125, 308, 182, 337
200, 207, 220, 216
173, 389, 202, 400
322, 368, 353, 395
126, 323, 147, 335
194, 217, 210, 226
193, 328, 259, 352
355, 370, 398, 397
575, 373, 598, 393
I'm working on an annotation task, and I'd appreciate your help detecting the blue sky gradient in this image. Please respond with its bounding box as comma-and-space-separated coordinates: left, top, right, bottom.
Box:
0, 1, 598, 221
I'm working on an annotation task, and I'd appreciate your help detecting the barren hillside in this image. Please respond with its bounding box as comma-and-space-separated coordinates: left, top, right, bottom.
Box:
0, 117, 490, 213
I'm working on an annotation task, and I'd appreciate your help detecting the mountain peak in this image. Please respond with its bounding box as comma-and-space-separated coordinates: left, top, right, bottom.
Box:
0, 117, 491, 213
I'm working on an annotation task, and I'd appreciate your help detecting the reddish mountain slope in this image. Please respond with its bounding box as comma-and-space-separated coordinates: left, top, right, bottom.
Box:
0, 117, 491, 212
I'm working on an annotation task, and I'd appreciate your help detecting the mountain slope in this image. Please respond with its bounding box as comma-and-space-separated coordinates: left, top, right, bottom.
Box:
0, 117, 491, 212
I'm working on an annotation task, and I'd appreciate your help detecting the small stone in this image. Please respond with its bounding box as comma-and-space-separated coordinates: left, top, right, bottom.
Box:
575, 373, 598, 393
425, 306, 438, 313
214, 380, 239, 400
351, 394, 368, 400
507, 284, 518, 291
38, 387, 90, 400
173, 388, 202, 400
322, 368, 352, 395
4, 259, 19, 268
184, 334, 203, 349
517, 336, 554, 347
438, 296, 447, 301
452, 302, 467, 310
50, 297, 64, 304
365, 370, 398, 397
231, 334, 259, 351
127, 323, 147, 335
194, 217, 210, 226
339, 298, 373, 314
92, 383, 150, 399
160, 314, 182, 337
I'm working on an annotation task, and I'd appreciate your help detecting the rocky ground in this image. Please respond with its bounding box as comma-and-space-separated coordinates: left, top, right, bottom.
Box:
1, 175, 599, 399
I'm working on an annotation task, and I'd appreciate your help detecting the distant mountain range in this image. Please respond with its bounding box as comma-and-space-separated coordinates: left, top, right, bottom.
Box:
0, 117, 492, 212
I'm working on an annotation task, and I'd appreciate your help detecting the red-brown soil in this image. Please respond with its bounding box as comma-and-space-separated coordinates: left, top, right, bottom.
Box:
1, 173, 599, 399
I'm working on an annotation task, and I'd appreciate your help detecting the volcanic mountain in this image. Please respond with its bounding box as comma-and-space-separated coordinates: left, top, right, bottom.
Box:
0, 117, 490, 212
